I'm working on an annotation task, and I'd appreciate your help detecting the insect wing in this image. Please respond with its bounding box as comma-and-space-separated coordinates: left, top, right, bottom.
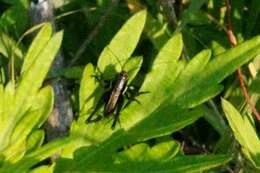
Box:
104, 72, 128, 115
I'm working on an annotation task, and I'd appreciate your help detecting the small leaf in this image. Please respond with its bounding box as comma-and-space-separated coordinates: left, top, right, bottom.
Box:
0, 84, 3, 120
123, 56, 143, 83
127, 106, 205, 142
9, 110, 42, 149
1, 111, 44, 162
15, 30, 63, 122
145, 15, 170, 50
1, 137, 73, 173
0, 82, 15, 151
0, 28, 63, 152
0, 1, 29, 35
26, 130, 45, 154
21, 23, 52, 74
29, 165, 54, 173
3, 82, 15, 121
119, 33, 183, 130
78, 63, 99, 123
115, 141, 180, 163
55, 151, 231, 173
180, 0, 208, 28
171, 49, 211, 99
32, 86, 54, 128
173, 35, 260, 110
222, 99, 260, 167
97, 10, 147, 78
0, 31, 23, 59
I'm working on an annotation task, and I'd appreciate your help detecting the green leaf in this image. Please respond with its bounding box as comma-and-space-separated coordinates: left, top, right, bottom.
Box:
97, 10, 147, 79
0, 84, 3, 120
60, 126, 91, 158
173, 35, 260, 110
75, 33, 184, 144
0, 31, 23, 59
57, 10, 260, 172
203, 106, 227, 136
0, 137, 73, 173
26, 130, 45, 154
32, 86, 54, 128
3, 110, 41, 161
249, 72, 260, 94
119, 33, 184, 130
1, 139, 26, 163
126, 106, 205, 142
1, 85, 53, 162
222, 99, 260, 167
26, 138, 72, 162
171, 49, 211, 100
77, 10, 146, 125
21, 23, 52, 74
123, 56, 143, 83
29, 165, 54, 173
79, 63, 96, 111
3, 82, 15, 121
65, 31, 260, 163
180, 0, 209, 28
60, 11, 149, 159
0, 25, 63, 152
145, 14, 170, 50
58, 33, 207, 172
78, 63, 99, 123
14, 30, 63, 124
203, 35, 260, 84
56, 148, 231, 173
0, 82, 15, 151
0, 1, 29, 35
115, 141, 180, 163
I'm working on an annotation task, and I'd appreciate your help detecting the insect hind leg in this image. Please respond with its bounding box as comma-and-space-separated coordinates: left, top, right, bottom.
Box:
111, 95, 124, 129
86, 113, 103, 123
123, 85, 150, 108
85, 90, 110, 124
91, 74, 112, 89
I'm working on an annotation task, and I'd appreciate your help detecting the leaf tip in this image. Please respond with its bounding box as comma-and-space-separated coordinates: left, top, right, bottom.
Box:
41, 22, 53, 34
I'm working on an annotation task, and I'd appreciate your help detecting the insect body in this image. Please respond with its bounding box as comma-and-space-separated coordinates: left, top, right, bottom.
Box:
86, 71, 129, 129
85, 47, 144, 129
105, 71, 128, 115
105, 71, 129, 128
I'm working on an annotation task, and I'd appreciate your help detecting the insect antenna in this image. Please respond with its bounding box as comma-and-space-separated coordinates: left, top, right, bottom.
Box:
106, 46, 126, 71
106, 46, 142, 78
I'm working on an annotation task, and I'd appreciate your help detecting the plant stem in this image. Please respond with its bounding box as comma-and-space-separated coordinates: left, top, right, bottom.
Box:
29, 0, 73, 142
160, 0, 227, 131
225, 0, 260, 122
159, 0, 190, 60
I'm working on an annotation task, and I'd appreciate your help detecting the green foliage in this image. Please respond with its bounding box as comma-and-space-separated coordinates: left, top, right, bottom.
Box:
97, 10, 146, 79
0, 23, 73, 172
0, 0, 28, 35
1, 0, 260, 172
222, 99, 260, 168
56, 9, 260, 172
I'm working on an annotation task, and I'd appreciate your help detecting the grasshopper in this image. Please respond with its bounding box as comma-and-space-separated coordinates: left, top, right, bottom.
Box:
85, 47, 144, 129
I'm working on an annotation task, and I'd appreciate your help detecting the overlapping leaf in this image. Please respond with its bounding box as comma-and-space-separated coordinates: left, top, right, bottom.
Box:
0, 23, 66, 172
222, 99, 260, 168
53, 10, 260, 171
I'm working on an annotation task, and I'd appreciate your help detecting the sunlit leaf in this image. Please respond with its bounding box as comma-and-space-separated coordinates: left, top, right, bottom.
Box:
222, 99, 260, 167
97, 10, 147, 79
